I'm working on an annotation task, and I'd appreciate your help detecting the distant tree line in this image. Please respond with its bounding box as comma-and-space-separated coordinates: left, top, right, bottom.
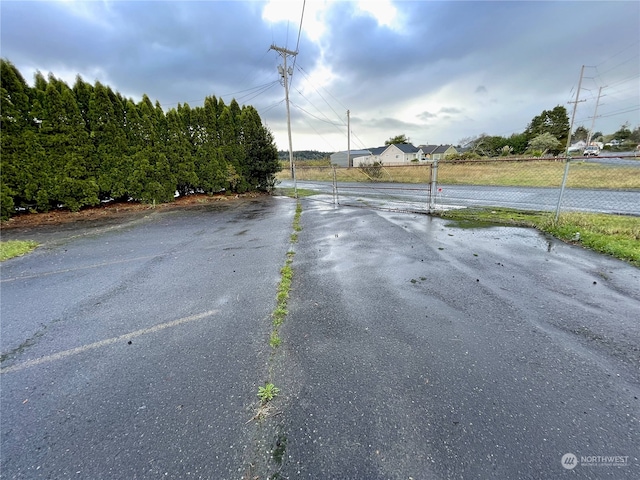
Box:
278, 150, 331, 161
457, 106, 570, 158
1, 59, 280, 219
458, 106, 639, 159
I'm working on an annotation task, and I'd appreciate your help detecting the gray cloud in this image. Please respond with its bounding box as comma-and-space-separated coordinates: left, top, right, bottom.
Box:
418, 111, 437, 121
1, 0, 638, 151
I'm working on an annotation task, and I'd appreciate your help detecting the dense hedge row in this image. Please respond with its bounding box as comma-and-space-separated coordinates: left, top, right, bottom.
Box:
0, 60, 281, 219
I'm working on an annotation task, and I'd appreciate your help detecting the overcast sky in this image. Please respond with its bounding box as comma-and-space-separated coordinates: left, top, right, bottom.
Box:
2, 0, 639, 152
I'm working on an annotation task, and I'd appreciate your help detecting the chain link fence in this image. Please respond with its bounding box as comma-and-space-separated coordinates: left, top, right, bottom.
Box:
289, 156, 640, 217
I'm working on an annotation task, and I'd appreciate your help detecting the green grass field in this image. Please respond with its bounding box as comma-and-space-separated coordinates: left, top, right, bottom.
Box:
283, 160, 640, 190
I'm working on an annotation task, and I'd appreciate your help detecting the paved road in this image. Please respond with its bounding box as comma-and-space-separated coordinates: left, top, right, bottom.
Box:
281, 179, 640, 215
1, 197, 294, 479
272, 199, 640, 478
2, 196, 639, 479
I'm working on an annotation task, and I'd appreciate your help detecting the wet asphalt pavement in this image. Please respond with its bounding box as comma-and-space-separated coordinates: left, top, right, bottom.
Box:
1, 197, 294, 479
272, 200, 640, 479
1, 196, 639, 479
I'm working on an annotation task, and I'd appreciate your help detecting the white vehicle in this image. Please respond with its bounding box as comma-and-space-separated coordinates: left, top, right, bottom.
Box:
583, 145, 600, 156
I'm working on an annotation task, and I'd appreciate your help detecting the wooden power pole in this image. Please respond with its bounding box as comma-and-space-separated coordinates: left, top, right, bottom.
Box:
270, 44, 298, 178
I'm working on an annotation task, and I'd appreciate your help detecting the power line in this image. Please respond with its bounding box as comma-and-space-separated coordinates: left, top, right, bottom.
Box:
289, 0, 305, 90
296, 112, 338, 152
290, 101, 343, 129
595, 40, 640, 70
292, 86, 345, 127
294, 64, 346, 125
159, 80, 280, 108
295, 1, 305, 55
235, 81, 280, 104
296, 63, 348, 111
259, 99, 286, 115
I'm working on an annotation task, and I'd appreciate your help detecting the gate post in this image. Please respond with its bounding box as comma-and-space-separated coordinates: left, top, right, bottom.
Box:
332, 166, 339, 206
554, 158, 570, 222
293, 164, 298, 199
428, 158, 439, 213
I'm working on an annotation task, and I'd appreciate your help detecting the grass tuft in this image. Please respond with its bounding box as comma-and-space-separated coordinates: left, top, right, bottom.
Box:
0, 240, 38, 262
277, 188, 319, 198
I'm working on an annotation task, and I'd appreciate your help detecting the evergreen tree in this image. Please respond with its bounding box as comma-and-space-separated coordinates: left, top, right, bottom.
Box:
0, 60, 33, 218
129, 95, 171, 202
167, 104, 197, 196
72, 75, 94, 129
43, 80, 98, 210
508, 133, 529, 155
89, 82, 129, 199
195, 96, 226, 193
573, 126, 589, 142
239, 106, 280, 189
1, 62, 280, 217
129, 150, 174, 203
0, 60, 31, 133
219, 99, 249, 192
525, 105, 570, 146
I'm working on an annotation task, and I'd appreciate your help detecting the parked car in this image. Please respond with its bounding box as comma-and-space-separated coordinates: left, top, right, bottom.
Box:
583, 146, 600, 156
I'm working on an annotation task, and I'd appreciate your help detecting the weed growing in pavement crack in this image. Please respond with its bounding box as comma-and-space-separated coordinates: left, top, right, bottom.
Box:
290, 203, 302, 242
258, 383, 280, 403
269, 330, 282, 348
247, 201, 301, 476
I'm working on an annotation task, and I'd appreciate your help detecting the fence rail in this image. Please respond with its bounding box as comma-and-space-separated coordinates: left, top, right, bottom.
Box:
288, 157, 640, 217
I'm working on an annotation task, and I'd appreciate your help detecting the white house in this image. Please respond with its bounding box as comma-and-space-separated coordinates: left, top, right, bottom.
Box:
379, 143, 423, 164
334, 143, 458, 167
354, 144, 424, 166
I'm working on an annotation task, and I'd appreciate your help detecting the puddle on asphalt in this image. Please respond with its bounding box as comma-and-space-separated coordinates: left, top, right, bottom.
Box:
444, 219, 503, 229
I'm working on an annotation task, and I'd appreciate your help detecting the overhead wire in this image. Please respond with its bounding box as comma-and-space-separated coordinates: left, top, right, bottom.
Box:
296, 112, 338, 152
260, 99, 286, 115
295, 64, 347, 122
289, 0, 306, 90
594, 40, 640, 70
292, 85, 344, 127
235, 81, 280, 104
290, 101, 343, 130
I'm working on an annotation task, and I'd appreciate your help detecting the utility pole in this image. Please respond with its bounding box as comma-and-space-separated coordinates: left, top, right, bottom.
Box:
564, 65, 586, 155
270, 44, 298, 178
347, 110, 351, 168
587, 86, 604, 146
555, 65, 586, 222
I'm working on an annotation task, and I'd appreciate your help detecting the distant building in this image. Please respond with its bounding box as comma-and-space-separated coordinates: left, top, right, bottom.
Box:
419, 145, 458, 160
378, 143, 423, 165
332, 143, 459, 167
330, 149, 372, 167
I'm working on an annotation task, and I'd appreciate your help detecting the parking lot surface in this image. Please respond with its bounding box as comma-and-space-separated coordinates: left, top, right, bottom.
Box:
1, 197, 294, 479
2, 196, 639, 478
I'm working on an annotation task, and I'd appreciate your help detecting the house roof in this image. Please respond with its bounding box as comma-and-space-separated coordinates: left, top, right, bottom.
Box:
433, 145, 456, 154
330, 149, 371, 158
419, 145, 439, 154
419, 144, 456, 154
388, 143, 420, 154
369, 146, 387, 155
